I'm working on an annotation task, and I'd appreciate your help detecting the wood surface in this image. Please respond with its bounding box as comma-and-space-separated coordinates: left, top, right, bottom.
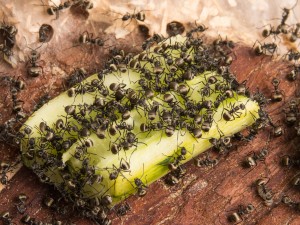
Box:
0, 13, 300, 225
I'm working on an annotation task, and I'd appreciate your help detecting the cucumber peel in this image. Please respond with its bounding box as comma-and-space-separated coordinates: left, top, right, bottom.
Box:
19, 35, 260, 207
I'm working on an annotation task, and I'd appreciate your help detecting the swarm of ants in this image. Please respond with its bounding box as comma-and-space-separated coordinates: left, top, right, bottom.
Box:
1, 1, 300, 225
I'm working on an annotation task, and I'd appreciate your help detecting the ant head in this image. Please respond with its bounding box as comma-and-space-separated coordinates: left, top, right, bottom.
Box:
122, 13, 131, 21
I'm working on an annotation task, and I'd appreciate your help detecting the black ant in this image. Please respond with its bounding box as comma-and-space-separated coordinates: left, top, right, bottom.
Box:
133, 164, 148, 197
222, 102, 246, 121
15, 193, 28, 214
142, 33, 165, 50
227, 204, 255, 224
270, 122, 284, 137
277, 0, 298, 34
115, 202, 131, 217
289, 23, 300, 42
281, 8, 290, 27
281, 155, 300, 167
213, 35, 235, 50
27, 48, 44, 78
111, 9, 147, 27
121, 10, 145, 22
260, 24, 281, 40
118, 131, 142, 151
107, 158, 131, 180
290, 68, 300, 82
0, 42, 17, 68
65, 67, 87, 88
195, 152, 218, 168
0, 22, 18, 49
1, 76, 25, 117
256, 178, 273, 206
0, 22, 17, 67
72, 0, 93, 10
167, 147, 188, 172
282, 195, 300, 211
0, 211, 13, 225
243, 138, 269, 168
42, 0, 73, 19
271, 78, 284, 102
214, 89, 234, 108
186, 22, 207, 37
0, 161, 11, 185
34, 93, 51, 111
284, 99, 299, 125
79, 31, 106, 46
253, 41, 277, 56
284, 49, 300, 61
209, 135, 232, 154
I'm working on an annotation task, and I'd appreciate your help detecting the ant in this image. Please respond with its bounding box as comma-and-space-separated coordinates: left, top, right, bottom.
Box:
121, 10, 145, 23
27, 48, 44, 78
222, 102, 246, 121
0, 22, 18, 49
0, 162, 11, 185
282, 195, 300, 211
42, 0, 73, 19
115, 202, 131, 217
243, 137, 269, 168
34, 93, 51, 111
284, 99, 299, 125
142, 33, 165, 50
186, 22, 207, 37
0, 211, 13, 225
209, 135, 232, 154
269, 121, 284, 137
111, 9, 147, 27
227, 204, 255, 224
277, 0, 298, 34
214, 89, 234, 108
65, 67, 87, 88
118, 131, 142, 151
195, 152, 218, 168
286, 64, 300, 81
271, 78, 284, 102
167, 147, 188, 172
72, 0, 93, 10
256, 178, 273, 206
284, 49, 300, 61
107, 158, 131, 180
289, 23, 300, 42
0, 40, 12, 55
281, 155, 300, 167
253, 41, 277, 56
15, 193, 28, 214
133, 164, 148, 197
260, 24, 281, 40
213, 35, 235, 49
79, 31, 106, 46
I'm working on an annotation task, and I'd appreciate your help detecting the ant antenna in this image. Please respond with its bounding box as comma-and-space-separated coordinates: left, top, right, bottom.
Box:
289, 0, 298, 10
23, 36, 44, 51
